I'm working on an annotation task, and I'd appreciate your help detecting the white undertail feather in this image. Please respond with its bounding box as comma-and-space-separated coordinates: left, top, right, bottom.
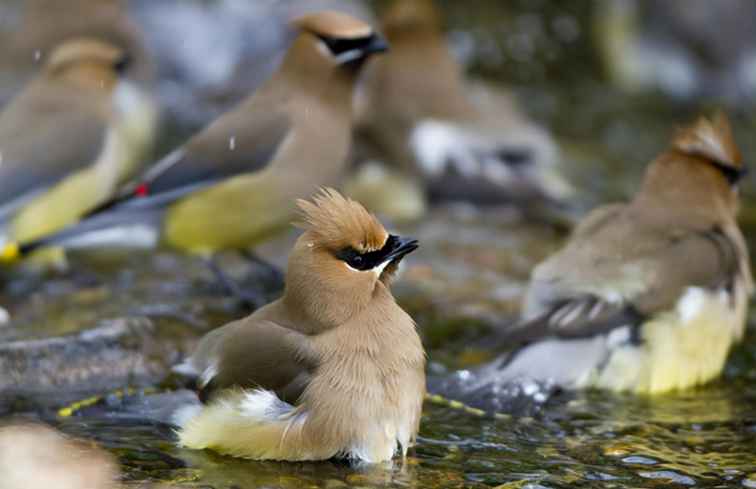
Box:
176, 389, 321, 461
593, 286, 743, 393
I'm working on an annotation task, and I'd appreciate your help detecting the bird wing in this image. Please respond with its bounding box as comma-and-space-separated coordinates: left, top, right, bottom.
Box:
188, 314, 316, 405
0, 83, 106, 212
508, 217, 741, 345
91, 94, 291, 214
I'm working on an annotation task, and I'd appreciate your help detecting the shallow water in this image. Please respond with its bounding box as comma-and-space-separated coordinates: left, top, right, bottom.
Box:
4, 1, 756, 488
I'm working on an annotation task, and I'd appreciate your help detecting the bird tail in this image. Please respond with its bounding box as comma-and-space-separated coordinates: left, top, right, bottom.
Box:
175, 389, 324, 461
0, 201, 169, 264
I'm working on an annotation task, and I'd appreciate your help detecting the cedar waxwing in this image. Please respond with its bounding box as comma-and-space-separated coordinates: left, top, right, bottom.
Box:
1, 12, 388, 278
355, 0, 572, 205
477, 113, 752, 395
0, 0, 154, 100
172, 189, 425, 463
0, 37, 157, 260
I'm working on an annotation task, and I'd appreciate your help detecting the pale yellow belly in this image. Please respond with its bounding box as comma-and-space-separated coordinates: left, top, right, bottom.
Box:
591, 286, 746, 394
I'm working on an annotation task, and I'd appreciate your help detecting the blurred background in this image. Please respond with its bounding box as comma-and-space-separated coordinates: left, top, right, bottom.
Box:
1, 1, 756, 488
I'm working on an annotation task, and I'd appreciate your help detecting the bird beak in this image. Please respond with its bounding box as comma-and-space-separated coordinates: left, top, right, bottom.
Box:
334, 34, 389, 65
381, 235, 419, 265
362, 34, 389, 56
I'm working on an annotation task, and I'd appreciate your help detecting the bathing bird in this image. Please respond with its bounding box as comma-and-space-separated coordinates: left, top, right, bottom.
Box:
173, 189, 425, 463
484, 112, 751, 394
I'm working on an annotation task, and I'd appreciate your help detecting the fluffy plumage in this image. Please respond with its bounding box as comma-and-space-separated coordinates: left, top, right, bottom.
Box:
174, 190, 425, 463
489, 113, 751, 395
296, 188, 387, 253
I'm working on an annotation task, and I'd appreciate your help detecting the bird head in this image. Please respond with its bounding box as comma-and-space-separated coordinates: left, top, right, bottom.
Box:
44, 37, 129, 90
382, 0, 442, 38
285, 188, 418, 329
638, 112, 746, 219
287, 11, 388, 75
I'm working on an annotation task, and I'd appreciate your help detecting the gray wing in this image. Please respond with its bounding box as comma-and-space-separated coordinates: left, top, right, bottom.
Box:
505, 226, 740, 346
84, 92, 291, 216
0, 83, 106, 209
187, 316, 315, 405
132, 94, 289, 195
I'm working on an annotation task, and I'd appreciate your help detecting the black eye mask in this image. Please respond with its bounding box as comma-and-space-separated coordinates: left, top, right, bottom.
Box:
335, 234, 418, 271
711, 160, 748, 185
317, 33, 389, 64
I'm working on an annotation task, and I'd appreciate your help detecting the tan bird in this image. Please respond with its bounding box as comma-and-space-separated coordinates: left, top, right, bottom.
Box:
355, 0, 571, 205
482, 113, 751, 395
0, 37, 157, 261
173, 189, 425, 463
2, 12, 387, 280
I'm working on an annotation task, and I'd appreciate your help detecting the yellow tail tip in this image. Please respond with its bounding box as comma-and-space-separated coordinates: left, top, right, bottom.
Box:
0, 243, 20, 263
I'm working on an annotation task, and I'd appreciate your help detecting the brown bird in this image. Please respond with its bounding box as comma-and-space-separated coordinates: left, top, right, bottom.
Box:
2, 12, 387, 287
173, 189, 425, 463
355, 0, 570, 205
480, 113, 751, 394
0, 0, 153, 103
0, 37, 157, 263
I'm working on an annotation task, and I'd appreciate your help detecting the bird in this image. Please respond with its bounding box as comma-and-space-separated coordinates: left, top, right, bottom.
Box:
171, 188, 425, 463
354, 0, 571, 206
475, 112, 752, 395
0, 11, 388, 301
0, 37, 157, 267
0, 0, 154, 106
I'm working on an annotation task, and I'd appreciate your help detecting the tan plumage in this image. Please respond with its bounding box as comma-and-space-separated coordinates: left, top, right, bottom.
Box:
355, 0, 569, 204
0, 37, 156, 254
175, 189, 425, 463
493, 112, 751, 394
3, 11, 387, 263
0, 0, 153, 98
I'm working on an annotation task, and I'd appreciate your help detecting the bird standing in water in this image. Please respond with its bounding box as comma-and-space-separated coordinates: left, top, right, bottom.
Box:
174, 189, 425, 463
482, 113, 751, 395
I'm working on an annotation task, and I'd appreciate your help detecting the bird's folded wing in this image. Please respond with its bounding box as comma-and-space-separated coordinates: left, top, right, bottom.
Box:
504, 227, 740, 346
112, 100, 290, 204
0, 91, 105, 209
190, 317, 316, 405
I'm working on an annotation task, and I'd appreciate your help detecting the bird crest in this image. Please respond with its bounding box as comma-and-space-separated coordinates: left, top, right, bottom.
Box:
294, 10, 373, 39
295, 188, 387, 252
671, 111, 742, 170
45, 38, 125, 74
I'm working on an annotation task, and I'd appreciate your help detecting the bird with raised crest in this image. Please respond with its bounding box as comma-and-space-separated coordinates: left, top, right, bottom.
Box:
476, 112, 752, 395
172, 188, 425, 463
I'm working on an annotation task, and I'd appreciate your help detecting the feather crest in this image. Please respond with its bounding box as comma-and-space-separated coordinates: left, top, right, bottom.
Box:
295, 188, 387, 252
672, 112, 742, 169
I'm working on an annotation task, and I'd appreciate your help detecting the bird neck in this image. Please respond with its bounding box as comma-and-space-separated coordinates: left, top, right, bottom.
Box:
276, 35, 357, 112
634, 152, 738, 226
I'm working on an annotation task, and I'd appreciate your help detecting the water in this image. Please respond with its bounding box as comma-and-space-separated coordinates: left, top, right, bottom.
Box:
4, 1, 756, 487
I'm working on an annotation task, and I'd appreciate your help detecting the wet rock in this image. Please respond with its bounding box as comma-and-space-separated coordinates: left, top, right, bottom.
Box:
0, 249, 285, 415
0, 318, 169, 414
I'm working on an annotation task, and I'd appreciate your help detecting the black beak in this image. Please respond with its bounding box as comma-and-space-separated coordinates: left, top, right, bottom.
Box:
382, 235, 419, 264
712, 161, 749, 185
362, 33, 389, 56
